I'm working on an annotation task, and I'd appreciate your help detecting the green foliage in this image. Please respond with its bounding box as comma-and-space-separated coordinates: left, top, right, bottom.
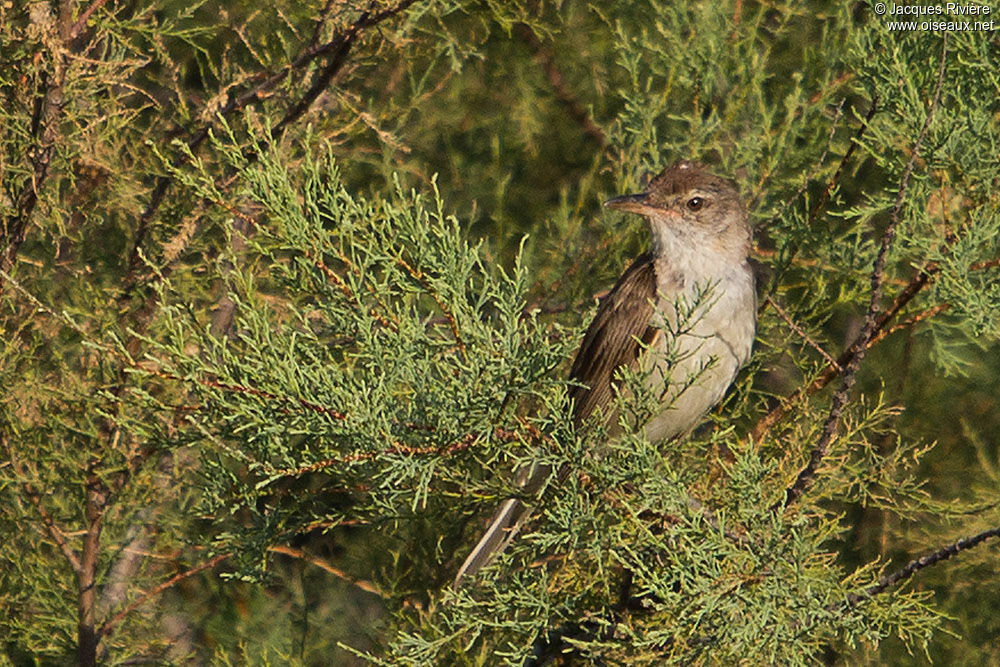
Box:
1, 0, 999, 664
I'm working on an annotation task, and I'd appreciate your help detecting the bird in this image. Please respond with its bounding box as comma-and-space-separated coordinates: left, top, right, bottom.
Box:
453, 160, 756, 587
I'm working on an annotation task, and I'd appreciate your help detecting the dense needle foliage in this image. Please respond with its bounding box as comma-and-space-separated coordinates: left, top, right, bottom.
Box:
1, 0, 998, 664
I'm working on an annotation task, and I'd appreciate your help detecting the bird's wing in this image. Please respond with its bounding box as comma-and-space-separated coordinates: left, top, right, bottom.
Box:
568, 253, 659, 423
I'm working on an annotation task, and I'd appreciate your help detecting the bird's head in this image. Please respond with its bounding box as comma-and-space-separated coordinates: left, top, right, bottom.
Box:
605, 160, 749, 260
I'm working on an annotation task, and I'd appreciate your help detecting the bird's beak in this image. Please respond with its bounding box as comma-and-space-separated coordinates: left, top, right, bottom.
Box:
603, 192, 652, 214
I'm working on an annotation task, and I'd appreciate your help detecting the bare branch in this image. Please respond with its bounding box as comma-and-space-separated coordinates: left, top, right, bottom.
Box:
268, 545, 392, 600
96, 553, 231, 640
849, 525, 1000, 604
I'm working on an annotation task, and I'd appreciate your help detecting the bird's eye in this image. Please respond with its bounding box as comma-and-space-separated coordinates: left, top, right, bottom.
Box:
686, 197, 704, 211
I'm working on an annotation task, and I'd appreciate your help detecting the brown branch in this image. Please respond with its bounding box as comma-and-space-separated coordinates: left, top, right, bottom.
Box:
197, 376, 349, 420
729, 0, 743, 40
774, 35, 948, 512
875, 302, 948, 342
70, 0, 112, 40
848, 525, 1000, 604
969, 255, 1000, 272
269, 0, 426, 137
804, 97, 876, 226
96, 553, 231, 640
78, 462, 107, 666
1, 0, 113, 288
313, 257, 398, 329
29, 485, 83, 573
110, 0, 424, 497
268, 544, 393, 600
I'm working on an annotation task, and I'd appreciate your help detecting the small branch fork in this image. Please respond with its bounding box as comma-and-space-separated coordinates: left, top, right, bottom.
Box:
772, 34, 949, 512
395, 255, 467, 356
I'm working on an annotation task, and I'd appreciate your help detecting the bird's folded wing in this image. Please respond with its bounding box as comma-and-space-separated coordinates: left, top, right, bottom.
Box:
568, 252, 659, 423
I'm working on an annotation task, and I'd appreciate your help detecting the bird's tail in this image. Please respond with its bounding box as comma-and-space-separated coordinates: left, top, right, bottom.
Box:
452, 497, 529, 587
452, 463, 554, 588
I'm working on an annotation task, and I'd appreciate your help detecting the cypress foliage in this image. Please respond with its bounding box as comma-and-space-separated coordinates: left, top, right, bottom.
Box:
1, 0, 998, 663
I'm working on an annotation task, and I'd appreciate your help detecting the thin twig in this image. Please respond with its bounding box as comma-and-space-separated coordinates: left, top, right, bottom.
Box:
1, 21, 70, 282
70, 0, 111, 40
775, 35, 948, 511
268, 544, 393, 600
729, 0, 743, 40
806, 99, 877, 225
765, 294, 841, 371
96, 553, 230, 639
874, 303, 949, 343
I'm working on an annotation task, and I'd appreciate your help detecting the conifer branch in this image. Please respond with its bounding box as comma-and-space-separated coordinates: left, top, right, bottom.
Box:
751, 262, 938, 440
395, 255, 467, 356
0, 5, 71, 282
764, 294, 841, 371
123, 0, 422, 293
775, 34, 948, 511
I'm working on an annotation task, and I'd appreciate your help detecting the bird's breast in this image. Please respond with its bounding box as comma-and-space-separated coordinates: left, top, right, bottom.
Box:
640, 260, 755, 442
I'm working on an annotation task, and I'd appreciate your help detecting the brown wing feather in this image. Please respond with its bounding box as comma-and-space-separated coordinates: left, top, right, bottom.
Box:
568, 253, 658, 423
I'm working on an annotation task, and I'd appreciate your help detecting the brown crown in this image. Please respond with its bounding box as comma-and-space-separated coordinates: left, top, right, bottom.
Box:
645, 160, 737, 204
